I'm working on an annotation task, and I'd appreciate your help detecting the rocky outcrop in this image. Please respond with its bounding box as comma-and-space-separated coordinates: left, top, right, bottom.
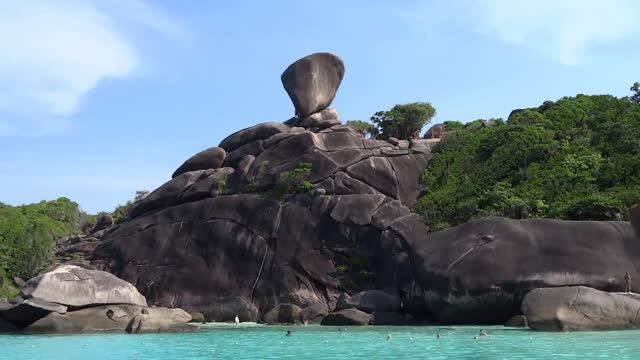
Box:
93, 101, 432, 321
424, 124, 445, 139
410, 217, 639, 324
281, 52, 344, 119
91, 214, 114, 233
299, 303, 329, 324
26, 305, 195, 334
172, 147, 226, 178
504, 315, 527, 327
262, 303, 302, 324
21, 265, 147, 308
522, 286, 640, 331
336, 290, 400, 313
321, 308, 372, 326
0, 266, 194, 334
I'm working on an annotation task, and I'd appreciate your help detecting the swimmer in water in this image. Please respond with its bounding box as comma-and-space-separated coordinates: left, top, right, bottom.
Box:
235, 314, 240, 325
386, 334, 392, 340
436, 333, 441, 338
479, 329, 487, 336
286, 330, 292, 336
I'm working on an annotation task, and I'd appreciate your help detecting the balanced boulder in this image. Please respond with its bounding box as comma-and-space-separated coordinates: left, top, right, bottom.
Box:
20, 265, 147, 308
523, 286, 640, 331
172, 147, 226, 178
281, 53, 345, 118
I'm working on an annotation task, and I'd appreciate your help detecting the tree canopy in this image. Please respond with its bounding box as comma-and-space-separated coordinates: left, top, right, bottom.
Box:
416, 94, 640, 230
370, 102, 436, 139
345, 120, 379, 139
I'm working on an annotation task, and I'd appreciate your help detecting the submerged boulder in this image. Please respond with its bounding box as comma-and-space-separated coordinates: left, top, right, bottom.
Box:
281, 53, 345, 118
523, 286, 640, 331
20, 265, 147, 308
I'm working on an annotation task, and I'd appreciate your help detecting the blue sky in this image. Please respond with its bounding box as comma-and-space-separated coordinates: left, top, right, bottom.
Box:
1, 0, 640, 213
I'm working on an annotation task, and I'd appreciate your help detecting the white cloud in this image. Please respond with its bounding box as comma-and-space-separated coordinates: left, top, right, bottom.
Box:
413, 0, 640, 65
474, 0, 640, 65
0, 0, 184, 135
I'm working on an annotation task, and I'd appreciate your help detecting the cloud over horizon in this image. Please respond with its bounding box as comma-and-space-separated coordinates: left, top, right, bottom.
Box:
0, 0, 185, 136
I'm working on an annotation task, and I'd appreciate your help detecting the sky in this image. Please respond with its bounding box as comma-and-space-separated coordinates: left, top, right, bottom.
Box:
1, 0, 639, 213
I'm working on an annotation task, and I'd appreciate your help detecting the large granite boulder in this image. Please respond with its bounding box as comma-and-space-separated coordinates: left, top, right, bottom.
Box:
21, 265, 147, 308
0, 297, 67, 327
219, 122, 289, 153
299, 303, 329, 324
424, 124, 445, 139
522, 286, 640, 331
281, 53, 345, 118
336, 290, 400, 313
25, 304, 195, 334
321, 308, 372, 326
262, 303, 302, 324
172, 147, 226, 178
91, 214, 114, 233
410, 217, 639, 324
504, 315, 528, 327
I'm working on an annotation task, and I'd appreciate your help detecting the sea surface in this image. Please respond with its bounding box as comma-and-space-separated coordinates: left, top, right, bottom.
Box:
1, 323, 639, 360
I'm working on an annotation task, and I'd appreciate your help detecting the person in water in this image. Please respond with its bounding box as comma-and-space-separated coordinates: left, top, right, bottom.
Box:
625, 272, 632, 293
386, 334, 392, 340
235, 314, 240, 325
436, 333, 441, 338
479, 329, 487, 336
286, 330, 292, 336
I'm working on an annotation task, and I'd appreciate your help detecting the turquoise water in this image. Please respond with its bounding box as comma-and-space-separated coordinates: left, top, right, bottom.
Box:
1, 324, 639, 360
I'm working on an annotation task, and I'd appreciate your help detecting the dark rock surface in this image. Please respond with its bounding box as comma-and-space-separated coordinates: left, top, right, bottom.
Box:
631, 203, 640, 236
94, 122, 431, 320
411, 217, 639, 324
372, 312, 413, 325
281, 53, 345, 118
299, 303, 329, 324
321, 308, 372, 326
336, 290, 400, 313
0, 298, 67, 327
91, 214, 114, 233
504, 315, 527, 327
172, 147, 226, 178
26, 304, 195, 334
523, 286, 640, 331
263, 303, 302, 324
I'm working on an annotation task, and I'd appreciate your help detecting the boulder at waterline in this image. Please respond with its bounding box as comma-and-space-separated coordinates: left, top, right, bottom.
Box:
263, 303, 303, 324
20, 265, 147, 308
281, 52, 345, 118
172, 147, 226, 178
522, 286, 640, 331
0, 298, 67, 327
336, 290, 400, 314
25, 305, 195, 334
504, 315, 528, 327
321, 308, 372, 326
299, 303, 329, 324
411, 217, 639, 324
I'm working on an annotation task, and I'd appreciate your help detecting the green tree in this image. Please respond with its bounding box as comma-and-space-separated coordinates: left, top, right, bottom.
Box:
416, 94, 640, 230
630, 82, 640, 104
370, 102, 436, 139
112, 190, 149, 223
346, 120, 379, 138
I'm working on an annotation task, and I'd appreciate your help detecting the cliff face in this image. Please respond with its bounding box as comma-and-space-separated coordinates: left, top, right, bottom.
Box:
90, 52, 640, 324
93, 123, 433, 321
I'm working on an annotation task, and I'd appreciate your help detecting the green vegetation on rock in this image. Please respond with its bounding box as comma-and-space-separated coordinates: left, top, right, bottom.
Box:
0, 198, 90, 298
371, 102, 436, 139
416, 94, 640, 230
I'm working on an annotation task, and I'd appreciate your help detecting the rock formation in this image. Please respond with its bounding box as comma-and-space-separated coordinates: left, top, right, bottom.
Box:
0, 265, 195, 333
80, 52, 640, 327
523, 286, 640, 331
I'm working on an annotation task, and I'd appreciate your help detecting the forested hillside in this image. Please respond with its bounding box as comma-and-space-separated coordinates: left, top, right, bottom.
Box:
417, 95, 640, 230
0, 198, 90, 298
